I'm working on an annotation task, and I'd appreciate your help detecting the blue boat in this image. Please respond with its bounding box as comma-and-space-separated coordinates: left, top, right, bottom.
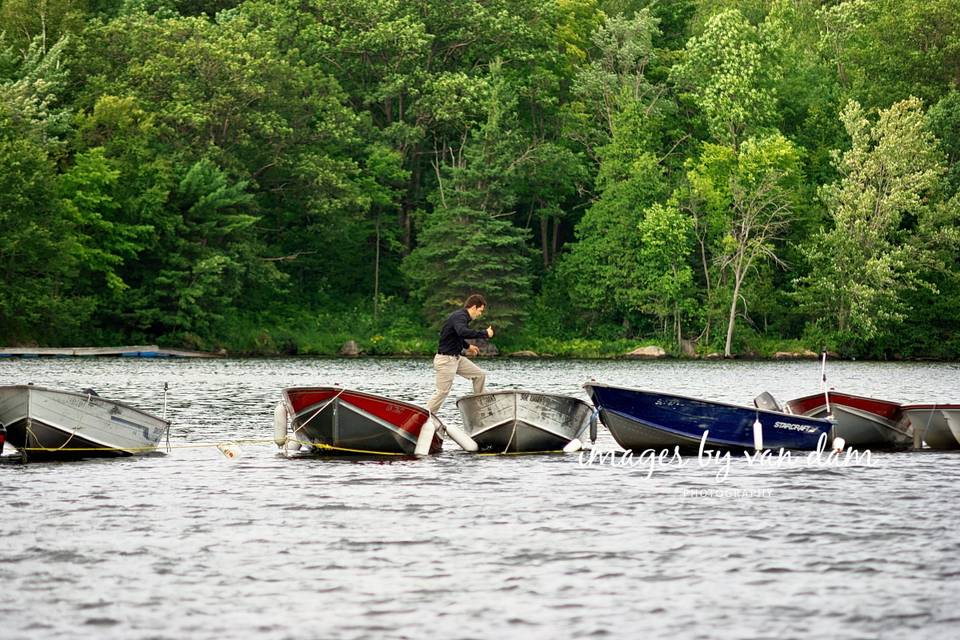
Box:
583, 382, 834, 452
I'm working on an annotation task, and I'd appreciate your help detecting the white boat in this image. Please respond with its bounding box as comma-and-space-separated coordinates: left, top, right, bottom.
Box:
778, 391, 911, 449
456, 390, 595, 453
900, 404, 960, 449
0, 385, 169, 460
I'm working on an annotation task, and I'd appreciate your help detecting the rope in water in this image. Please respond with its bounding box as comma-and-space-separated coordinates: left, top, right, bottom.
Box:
11, 439, 574, 456
11, 437, 410, 456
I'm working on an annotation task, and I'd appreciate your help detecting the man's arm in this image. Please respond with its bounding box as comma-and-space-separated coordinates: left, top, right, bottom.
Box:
453, 313, 490, 340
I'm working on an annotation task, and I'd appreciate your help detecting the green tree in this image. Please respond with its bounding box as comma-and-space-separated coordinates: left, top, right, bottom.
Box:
679, 134, 802, 356
795, 98, 948, 351
57, 147, 153, 294
927, 90, 960, 198
765, 0, 846, 185
565, 8, 664, 163
558, 120, 667, 331
74, 8, 367, 317
0, 32, 92, 343
636, 201, 696, 344
816, 0, 960, 110
129, 158, 268, 340
0, 0, 86, 53
717, 134, 802, 357
0, 112, 76, 342
673, 8, 781, 150
403, 61, 532, 332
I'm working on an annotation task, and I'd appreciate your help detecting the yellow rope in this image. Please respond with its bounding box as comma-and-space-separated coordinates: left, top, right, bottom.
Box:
15, 438, 273, 453
14, 437, 412, 456
301, 441, 409, 456
13, 439, 568, 456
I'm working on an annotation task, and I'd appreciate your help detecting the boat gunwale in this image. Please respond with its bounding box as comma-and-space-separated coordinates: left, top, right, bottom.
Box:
456, 389, 593, 441
900, 403, 960, 411
0, 384, 170, 428
282, 385, 429, 417
455, 389, 589, 406
788, 390, 902, 407
786, 395, 906, 433
787, 391, 903, 417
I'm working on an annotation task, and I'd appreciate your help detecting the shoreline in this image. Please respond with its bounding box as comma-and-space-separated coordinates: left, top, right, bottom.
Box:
1, 347, 955, 363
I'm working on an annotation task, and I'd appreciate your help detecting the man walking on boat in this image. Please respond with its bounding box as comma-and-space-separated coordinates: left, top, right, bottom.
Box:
426, 294, 494, 414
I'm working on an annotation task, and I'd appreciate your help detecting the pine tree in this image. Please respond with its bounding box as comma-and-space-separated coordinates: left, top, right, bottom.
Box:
404, 61, 533, 332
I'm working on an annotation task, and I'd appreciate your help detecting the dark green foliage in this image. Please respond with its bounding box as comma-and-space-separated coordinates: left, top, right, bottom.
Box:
403, 61, 533, 332
0, 0, 958, 359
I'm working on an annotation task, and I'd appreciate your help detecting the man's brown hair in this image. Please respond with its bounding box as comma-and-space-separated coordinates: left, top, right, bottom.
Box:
464, 294, 486, 309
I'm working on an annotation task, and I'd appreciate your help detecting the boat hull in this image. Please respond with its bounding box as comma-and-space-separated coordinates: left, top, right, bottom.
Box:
786, 392, 910, 449
584, 383, 833, 452
0, 385, 169, 461
456, 391, 593, 453
901, 404, 960, 449
282, 387, 442, 455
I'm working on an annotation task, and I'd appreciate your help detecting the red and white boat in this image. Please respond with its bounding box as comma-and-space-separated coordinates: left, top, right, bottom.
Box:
277, 387, 443, 455
900, 404, 960, 450
784, 391, 911, 449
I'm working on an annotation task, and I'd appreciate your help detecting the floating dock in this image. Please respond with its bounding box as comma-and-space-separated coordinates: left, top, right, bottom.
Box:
0, 345, 219, 358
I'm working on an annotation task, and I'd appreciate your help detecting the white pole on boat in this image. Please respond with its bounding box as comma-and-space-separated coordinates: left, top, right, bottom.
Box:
820, 349, 832, 416
162, 382, 170, 452
820, 350, 845, 451
162, 382, 169, 421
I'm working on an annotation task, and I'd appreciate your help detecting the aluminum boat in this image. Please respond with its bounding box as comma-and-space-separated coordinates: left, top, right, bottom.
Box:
779, 391, 910, 449
456, 390, 595, 453
0, 384, 169, 461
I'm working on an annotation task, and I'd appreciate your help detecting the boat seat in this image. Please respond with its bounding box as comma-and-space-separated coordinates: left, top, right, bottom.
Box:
753, 391, 783, 412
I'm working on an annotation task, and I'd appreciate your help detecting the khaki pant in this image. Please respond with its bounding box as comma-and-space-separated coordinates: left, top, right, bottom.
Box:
426, 354, 486, 414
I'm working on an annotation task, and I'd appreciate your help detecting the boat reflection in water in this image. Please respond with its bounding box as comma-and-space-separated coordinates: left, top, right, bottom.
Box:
456, 390, 595, 453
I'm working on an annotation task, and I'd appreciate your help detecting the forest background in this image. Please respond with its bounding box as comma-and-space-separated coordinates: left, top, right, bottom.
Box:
2, 0, 959, 359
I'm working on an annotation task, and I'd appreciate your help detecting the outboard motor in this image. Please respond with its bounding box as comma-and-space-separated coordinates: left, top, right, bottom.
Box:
753, 391, 783, 412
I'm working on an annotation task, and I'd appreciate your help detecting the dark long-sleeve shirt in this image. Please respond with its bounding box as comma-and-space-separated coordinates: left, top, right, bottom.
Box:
437, 309, 488, 356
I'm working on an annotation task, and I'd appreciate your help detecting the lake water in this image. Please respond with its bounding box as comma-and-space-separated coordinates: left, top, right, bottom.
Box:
2, 357, 959, 639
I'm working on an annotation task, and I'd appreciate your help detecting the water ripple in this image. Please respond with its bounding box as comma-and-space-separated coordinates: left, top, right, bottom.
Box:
2, 357, 959, 639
